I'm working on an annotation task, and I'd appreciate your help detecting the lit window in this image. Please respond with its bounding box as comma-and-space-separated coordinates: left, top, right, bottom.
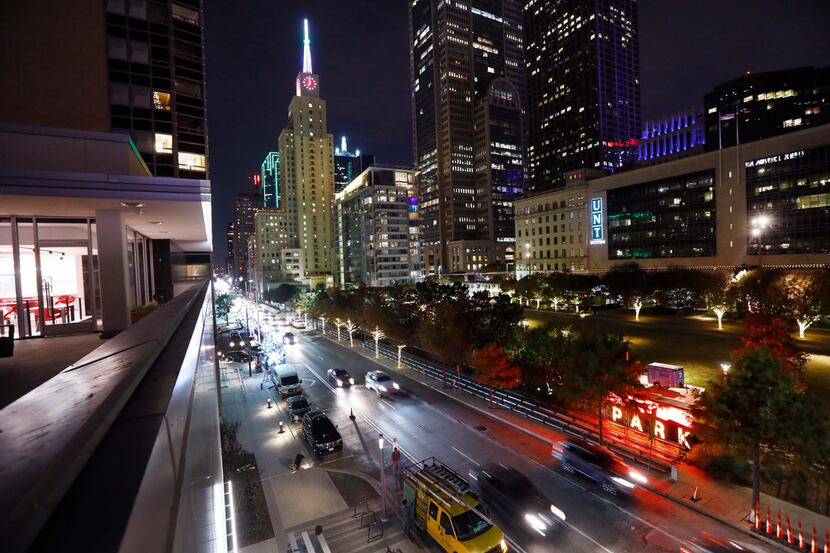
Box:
153, 91, 171, 111
178, 152, 206, 172
154, 133, 173, 153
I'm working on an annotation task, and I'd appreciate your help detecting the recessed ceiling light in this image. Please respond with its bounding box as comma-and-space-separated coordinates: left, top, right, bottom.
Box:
149, 221, 163, 225
121, 201, 144, 208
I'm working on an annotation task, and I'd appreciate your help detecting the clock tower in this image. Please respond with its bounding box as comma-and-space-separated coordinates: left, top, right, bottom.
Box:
295, 19, 320, 98
277, 18, 335, 288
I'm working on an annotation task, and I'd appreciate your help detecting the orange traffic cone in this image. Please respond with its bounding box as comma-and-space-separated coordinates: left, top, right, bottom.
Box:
776, 510, 782, 539
824, 529, 829, 553
799, 520, 804, 550
812, 523, 818, 553
766, 506, 772, 534
787, 514, 793, 544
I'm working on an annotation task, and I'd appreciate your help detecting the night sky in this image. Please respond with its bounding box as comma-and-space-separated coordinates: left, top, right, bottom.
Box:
204, 0, 830, 252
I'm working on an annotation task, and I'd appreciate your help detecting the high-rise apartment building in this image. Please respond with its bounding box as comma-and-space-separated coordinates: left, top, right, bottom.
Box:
409, 0, 525, 274
276, 20, 335, 288
0, 1, 209, 179
524, 0, 641, 193
704, 67, 830, 151
334, 167, 421, 287
334, 136, 375, 193
260, 151, 280, 208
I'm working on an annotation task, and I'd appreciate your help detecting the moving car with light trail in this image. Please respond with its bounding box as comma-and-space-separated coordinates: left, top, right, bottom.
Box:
364, 370, 400, 396
469, 465, 565, 538
403, 457, 507, 553
552, 438, 647, 496
327, 368, 354, 387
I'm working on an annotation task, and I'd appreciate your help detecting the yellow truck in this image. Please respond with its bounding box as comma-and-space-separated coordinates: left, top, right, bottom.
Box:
403, 457, 508, 553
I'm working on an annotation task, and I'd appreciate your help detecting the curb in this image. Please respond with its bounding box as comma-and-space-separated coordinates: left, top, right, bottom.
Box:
319, 332, 792, 552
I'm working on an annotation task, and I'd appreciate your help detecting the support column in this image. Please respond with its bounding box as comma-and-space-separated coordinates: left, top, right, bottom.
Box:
95, 210, 130, 336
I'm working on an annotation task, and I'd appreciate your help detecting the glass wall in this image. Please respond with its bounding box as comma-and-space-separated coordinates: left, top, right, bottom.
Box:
0, 217, 99, 338
606, 170, 716, 259
745, 145, 830, 255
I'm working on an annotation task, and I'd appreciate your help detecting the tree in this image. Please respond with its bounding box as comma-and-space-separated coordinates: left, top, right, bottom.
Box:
699, 271, 734, 330
603, 263, 649, 320
560, 330, 642, 444
740, 314, 806, 374
695, 346, 826, 517
344, 319, 357, 347
507, 324, 571, 398
777, 270, 829, 339
469, 343, 521, 408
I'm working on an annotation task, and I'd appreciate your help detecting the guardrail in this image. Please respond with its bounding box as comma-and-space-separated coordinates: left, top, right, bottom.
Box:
315, 320, 678, 473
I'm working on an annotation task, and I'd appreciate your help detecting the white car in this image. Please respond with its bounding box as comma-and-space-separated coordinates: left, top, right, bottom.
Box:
364, 370, 400, 396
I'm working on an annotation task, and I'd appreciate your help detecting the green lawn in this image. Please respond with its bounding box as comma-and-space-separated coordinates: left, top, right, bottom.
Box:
523, 310, 830, 399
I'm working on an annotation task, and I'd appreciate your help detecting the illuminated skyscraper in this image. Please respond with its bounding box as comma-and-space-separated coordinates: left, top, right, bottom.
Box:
334, 136, 375, 193
524, 0, 641, 193
260, 151, 280, 208
409, 0, 525, 274
276, 19, 335, 288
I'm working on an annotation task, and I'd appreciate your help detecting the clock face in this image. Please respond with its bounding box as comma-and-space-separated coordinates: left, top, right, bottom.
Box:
302, 75, 318, 90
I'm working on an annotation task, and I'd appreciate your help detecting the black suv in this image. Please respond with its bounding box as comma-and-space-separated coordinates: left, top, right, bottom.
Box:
302, 410, 343, 457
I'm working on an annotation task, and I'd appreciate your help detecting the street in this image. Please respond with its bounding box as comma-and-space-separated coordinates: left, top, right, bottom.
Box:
248, 305, 775, 553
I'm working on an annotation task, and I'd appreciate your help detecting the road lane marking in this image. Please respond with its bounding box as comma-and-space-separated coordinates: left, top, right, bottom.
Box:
531, 459, 587, 492
380, 399, 396, 410
451, 446, 480, 467
318, 454, 353, 466
561, 520, 616, 553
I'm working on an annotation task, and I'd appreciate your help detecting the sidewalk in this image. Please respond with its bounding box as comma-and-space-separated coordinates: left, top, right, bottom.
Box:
324, 332, 830, 548
219, 361, 428, 553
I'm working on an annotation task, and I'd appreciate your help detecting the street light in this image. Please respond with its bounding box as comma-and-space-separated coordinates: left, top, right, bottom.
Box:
720, 362, 731, 376
749, 214, 772, 267
396, 344, 406, 368
378, 433, 388, 521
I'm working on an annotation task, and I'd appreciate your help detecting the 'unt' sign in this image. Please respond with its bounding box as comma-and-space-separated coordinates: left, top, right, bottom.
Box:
589, 197, 605, 244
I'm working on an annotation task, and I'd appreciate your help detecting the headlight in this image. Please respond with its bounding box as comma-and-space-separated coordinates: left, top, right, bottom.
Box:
500, 538, 508, 552
524, 513, 548, 535
336, 379, 343, 386
611, 476, 636, 489
393, 382, 400, 390
239, 340, 245, 347
229, 342, 235, 347
378, 385, 388, 392
550, 504, 566, 521
349, 378, 355, 385
628, 470, 647, 484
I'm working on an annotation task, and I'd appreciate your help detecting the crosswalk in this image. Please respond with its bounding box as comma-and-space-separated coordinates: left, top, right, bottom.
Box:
284, 503, 410, 553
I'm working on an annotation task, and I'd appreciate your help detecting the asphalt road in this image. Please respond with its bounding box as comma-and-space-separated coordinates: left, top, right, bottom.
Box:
255, 310, 774, 553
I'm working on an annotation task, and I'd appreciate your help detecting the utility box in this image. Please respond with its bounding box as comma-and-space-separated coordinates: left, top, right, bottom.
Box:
647, 362, 684, 388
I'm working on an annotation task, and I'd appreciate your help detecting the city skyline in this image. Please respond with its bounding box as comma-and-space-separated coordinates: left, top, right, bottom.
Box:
205, 0, 830, 251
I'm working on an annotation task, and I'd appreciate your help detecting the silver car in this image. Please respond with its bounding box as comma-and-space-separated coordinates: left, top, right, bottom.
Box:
364, 370, 400, 396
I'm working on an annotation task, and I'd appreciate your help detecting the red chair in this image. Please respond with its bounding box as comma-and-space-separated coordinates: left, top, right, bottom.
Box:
55, 295, 76, 306
35, 308, 63, 323
2, 306, 17, 321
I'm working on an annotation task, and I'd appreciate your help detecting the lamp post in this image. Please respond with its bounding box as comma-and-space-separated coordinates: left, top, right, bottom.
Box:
320, 315, 326, 334
378, 433, 388, 521
749, 214, 771, 267
397, 345, 406, 368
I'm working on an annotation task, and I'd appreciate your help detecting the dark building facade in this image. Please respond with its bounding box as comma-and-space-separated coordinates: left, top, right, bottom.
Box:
1, 0, 209, 179
409, 0, 525, 273
524, 0, 641, 193
231, 192, 258, 281
704, 67, 830, 151
333, 136, 375, 193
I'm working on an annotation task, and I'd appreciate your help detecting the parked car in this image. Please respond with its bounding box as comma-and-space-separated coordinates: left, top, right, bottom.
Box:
287, 395, 312, 422
469, 465, 565, 538
364, 370, 400, 396
327, 368, 354, 387
291, 319, 306, 329
283, 332, 295, 345
273, 364, 303, 398
224, 350, 253, 363
552, 438, 647, 496
302, 410, 343, 457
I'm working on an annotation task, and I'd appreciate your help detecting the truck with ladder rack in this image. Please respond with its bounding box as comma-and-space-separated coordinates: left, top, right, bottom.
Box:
403, 457, 508, 553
